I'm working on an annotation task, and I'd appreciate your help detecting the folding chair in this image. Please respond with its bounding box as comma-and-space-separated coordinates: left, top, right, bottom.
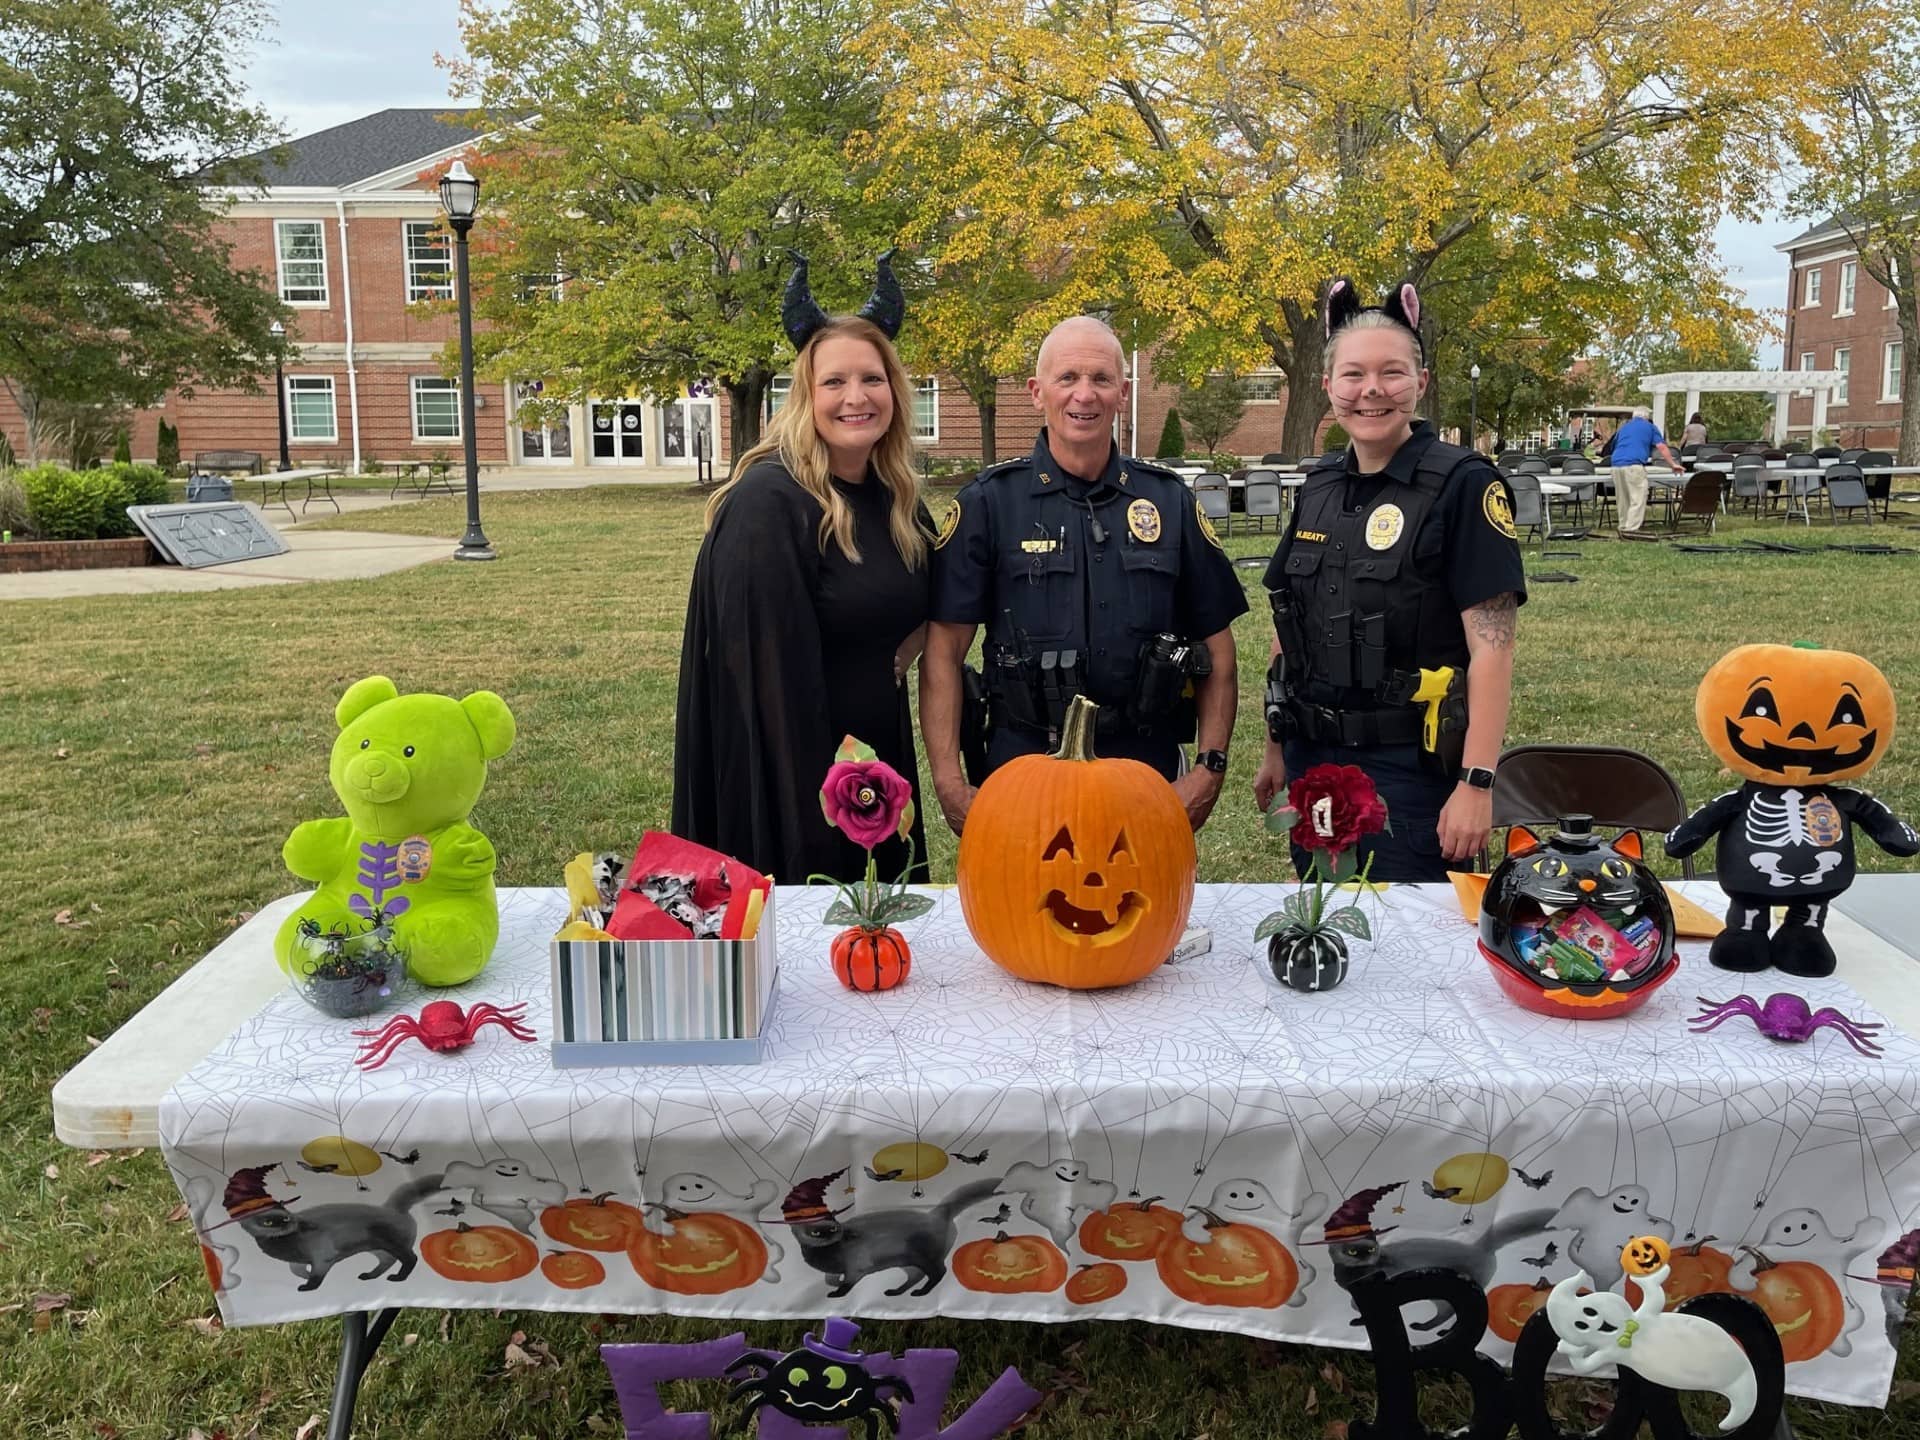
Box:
1488, 744, 1698, 877
1242, 476, 1283, 533
1196, 482, 1232, 537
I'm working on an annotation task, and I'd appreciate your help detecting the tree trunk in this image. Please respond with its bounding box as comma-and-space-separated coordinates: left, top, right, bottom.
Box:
4, 380, 40, 463
978, 397, 997, 466
1275, 301, 1329, 456
725, 369, 770, 469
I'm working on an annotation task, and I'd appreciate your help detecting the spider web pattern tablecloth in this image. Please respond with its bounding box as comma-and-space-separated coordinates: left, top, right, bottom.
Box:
159, 884, 1920, 1406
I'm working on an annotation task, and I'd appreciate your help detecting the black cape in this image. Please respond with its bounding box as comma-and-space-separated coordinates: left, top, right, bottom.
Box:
672, 461, 931, 885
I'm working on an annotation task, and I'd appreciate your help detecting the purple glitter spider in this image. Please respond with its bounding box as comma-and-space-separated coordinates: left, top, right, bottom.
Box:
1688, 993, 1885, 1056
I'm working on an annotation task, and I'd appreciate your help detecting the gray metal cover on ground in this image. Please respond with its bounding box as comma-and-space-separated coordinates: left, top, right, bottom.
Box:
128, 504, 288, 568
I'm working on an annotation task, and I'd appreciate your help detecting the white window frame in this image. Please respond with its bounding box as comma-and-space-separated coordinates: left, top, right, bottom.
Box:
1797, 350, 1816, 396
1244, 373, 1283, 403
1832, 347, 1850, 406
403, 221, 453, 303
1883, 341, 1903, 403
912, 377, 938, 442
1837, 261, 1857, 316
274, 220, 329, 306
410, 376, 462, 441
1802, 267, 1823, 307
766, 375, 792, 418
284, 374, 337, 443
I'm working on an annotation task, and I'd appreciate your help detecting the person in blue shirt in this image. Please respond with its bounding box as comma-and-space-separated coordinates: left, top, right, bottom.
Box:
1607, 406, 1681, 533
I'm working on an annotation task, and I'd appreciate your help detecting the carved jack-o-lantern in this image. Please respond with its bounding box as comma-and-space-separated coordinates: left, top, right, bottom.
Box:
958, 696, 1195, 989
1698, 642, 1896, 785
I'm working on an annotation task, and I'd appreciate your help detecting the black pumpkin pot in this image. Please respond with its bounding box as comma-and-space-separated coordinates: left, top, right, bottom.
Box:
1267, 927, 1349, 992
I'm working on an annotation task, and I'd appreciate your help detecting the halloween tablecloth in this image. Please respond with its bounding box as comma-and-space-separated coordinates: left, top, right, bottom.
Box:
159, 884, 1920, 1407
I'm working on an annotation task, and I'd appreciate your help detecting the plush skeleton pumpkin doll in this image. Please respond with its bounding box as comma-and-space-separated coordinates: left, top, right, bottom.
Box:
1666, 643, 1918, 975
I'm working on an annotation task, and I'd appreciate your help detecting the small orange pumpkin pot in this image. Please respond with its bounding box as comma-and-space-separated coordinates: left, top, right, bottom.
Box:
1156, 1217, 1298, 1309
1066, 1262, 1128, 1305
629, 1211, 768, 1295
952, 1230, 1070, 1294
831, 926, 911, 991
958, 696, 1195, 989
1078, 1197, 1185, 1262
541, 1250, 607, 1289
539, 1193, 648, 1252
420, 1222, 540, 1283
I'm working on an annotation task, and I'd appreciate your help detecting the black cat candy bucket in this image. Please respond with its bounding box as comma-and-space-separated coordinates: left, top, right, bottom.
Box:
1478, 815, 1678, 1019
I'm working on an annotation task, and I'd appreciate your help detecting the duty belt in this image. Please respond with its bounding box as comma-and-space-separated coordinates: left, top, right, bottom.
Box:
989, 697, 1171, 742
1290, 702, 1424, 748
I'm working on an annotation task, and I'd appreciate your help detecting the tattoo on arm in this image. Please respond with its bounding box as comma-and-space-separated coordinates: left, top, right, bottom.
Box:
1467, 592, 1517, 649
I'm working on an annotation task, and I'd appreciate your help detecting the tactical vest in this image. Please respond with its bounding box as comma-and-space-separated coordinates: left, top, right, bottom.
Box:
1275, 440, 1478, 707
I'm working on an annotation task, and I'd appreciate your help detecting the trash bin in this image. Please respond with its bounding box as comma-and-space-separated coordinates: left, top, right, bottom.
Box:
186, 473, 233, 503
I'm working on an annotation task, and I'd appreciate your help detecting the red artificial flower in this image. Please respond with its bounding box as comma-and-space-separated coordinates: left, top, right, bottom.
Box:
819, 740, 915, 851
1287, 764, 1389, 857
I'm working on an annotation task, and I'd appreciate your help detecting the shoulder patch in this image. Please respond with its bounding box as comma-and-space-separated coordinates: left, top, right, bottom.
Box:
1481, 480, 1518, 540
1195, 495, 1223, 549
932, 500, 961, 550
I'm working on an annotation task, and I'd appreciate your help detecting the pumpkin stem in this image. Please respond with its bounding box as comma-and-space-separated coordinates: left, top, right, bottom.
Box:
1054, 695, 1101, 762
1195, 1205, 1227, 1231
1741, 1245, 1777, 1272
455, 1221, 473, 1233
590, 1191, 617, 1206
992, 1230, 1013, 1243
1136, 1196, 1164, 1211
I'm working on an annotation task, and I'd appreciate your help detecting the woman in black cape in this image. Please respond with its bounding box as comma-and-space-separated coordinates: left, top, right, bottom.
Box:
671, 256, 932, 884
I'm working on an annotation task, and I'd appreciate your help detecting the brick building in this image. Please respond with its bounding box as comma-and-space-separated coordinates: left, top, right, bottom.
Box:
9, 108, 1315, 474
1778, 217, 1912, 448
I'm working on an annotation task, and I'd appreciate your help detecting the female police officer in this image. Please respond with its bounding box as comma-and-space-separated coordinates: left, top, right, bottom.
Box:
1251, 280, 1523, 881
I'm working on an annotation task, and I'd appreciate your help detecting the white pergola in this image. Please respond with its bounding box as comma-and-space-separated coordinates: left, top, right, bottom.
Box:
1639, 370, 1844, 446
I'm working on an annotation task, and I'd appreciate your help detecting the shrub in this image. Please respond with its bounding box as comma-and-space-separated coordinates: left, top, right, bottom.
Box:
112, 430, 133, 464
1322, 423, 1349, 451
107, 461, 170, 508
0, 476, 28, 535
1155, 409, 1186, 457
155, 420, 180, 473
88, 467, 140, 537
360, 454, 385, 476
19, 463, 105, 540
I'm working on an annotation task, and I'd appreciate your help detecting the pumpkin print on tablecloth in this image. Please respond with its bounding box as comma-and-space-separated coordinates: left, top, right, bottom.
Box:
1078, 1198, 1184, 1262
629, 1211, 768, 1295
540, 1250, 606, 1289
421, 1223, 540, 1283
1065, 1262, 1128, 1305
1486, 1277, 1557, 1343
958, 696, 1195, 989
1742, 1252, 1846, 1362
539, 1194, 647, 1252
1698, 642, 1895, 786
1156, 1220, 1298, 1309
952, 1231, 1069, 1294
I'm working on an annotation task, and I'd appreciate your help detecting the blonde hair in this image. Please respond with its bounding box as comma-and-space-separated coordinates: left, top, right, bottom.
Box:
1322, 311, 1424, 373
706, 317, 927, 569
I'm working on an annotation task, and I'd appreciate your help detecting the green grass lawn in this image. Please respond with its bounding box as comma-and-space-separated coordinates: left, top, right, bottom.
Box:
3, 485, 1918, 1438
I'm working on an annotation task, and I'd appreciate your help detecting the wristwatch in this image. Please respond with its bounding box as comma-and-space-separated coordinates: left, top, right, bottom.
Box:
1458, 765, 1495, 791
1196, 749, 1230, 774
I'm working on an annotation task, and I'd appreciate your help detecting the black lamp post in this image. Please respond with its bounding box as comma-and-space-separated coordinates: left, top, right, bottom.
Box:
270, 319, 291, 471
439, 159, 495, 561
1469, 362, 1481, 453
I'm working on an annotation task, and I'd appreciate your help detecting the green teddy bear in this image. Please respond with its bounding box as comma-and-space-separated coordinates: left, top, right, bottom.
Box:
275, 675, 516, 987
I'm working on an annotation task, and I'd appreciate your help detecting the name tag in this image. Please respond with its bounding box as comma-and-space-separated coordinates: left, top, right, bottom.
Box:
1020, 539, 1061, 554
1295, 530, 1328, 543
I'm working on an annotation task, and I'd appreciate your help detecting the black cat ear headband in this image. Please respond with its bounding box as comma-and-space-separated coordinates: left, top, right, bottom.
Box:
1323, 276, 1424, 362
782, 250, 905, 352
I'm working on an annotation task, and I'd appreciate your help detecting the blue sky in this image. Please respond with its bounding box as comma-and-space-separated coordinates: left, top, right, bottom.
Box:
251, 2, 1797, 363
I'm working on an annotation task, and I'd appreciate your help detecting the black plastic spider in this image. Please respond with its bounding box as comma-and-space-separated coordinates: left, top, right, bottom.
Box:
726, 1343, 914, 1438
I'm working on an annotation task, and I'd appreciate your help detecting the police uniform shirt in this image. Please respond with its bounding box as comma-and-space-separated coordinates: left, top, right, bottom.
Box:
1262, 421, 1525, 707
930, 429, 1248, 707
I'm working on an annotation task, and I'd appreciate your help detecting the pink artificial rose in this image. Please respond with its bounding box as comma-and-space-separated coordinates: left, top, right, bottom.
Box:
820, 758, 913, 851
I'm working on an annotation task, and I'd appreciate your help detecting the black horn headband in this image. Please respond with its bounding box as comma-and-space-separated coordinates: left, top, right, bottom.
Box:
782, 249, 905, 352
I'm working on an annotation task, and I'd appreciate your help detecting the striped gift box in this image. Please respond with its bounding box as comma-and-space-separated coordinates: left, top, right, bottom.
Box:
548, 890, 779, 1067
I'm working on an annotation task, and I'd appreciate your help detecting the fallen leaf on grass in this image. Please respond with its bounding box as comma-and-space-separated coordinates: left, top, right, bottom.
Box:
401, 1332, 418, 1347
184, 1314, 224, 1337
1323, 1424, 1349, 1440
192, 742, 215, 758
165, 1203, 191, 1223
44, 1163, 60, 1180
293, 1414, 324, 1440
34, 1293, 71, 1312
54, 909, 73, 925
54, 746, 69, 760
503, 1341, 539, 1370
0, 1302, 22, 1316
92, 1424, 119, 1439
1304, 1385, 1318, 1414
32, 1007, 52, 1032
87, 1151, 111, 1167
104, 1174, 129, 1190
584, 1414, 613, 1435
1894, 1380, 1920, 1403
1318, 1363, 1346, 1394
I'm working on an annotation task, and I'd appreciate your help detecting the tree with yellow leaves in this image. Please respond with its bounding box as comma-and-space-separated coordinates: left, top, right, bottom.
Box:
863, 0, 1812, 455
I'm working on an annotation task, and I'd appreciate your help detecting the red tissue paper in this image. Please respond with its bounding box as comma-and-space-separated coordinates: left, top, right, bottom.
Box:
606, 831, 770, 941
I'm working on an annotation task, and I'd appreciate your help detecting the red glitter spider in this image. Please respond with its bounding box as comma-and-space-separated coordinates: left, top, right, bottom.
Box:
352, 1000, 537, 1069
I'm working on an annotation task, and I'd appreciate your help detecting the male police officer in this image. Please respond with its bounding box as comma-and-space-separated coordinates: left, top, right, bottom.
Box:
921, 316, 1248, 835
